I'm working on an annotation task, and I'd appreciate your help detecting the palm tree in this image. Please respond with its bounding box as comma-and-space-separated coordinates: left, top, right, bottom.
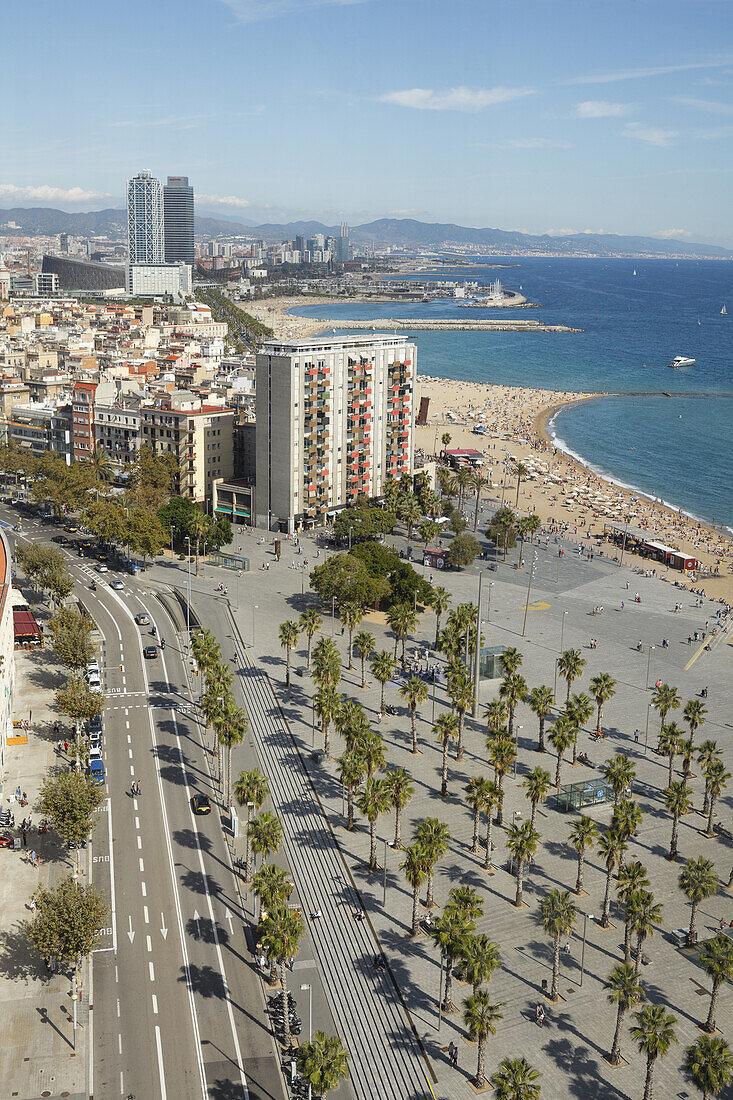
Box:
490, 1057, 541, 1100
399, 494, 422, 540
334, 698, 366, 749
312, 636, 341, 687
652, 682, 681, 736
484, 697, 508, 736
357, 777, 390, 872
448, 670, 474, 761
565, 692, 593, 765
513, 461, 529, 506
248, 811, 283, 870
470, 472, 490, 531
295, 1031, 350, 1099
630, 889, 663, 975
399, 675, 428, 754
258, 904, 302, 998
413, 818, 450, 909
664, 781, 693, 860
685, 1035, 733, 1099
631, 1004, 678, 1100
603, 753, 636, 806
434, 713, 459, 797
353, 630, 375, 688
252, 864, 293, 914
499, 672, 528, 742
569, 816, 599, 895
386, 602, 419, 667
278, 620, 299, 688
679, 857, 718, 947
617, 861, 650, 963
465, 776, 491, 853
699, 934, 733, 1033
658, 723, 682, 787
482, 781, 501, 872
460, 933, 501, 994
683, 698, 707, 750
612, 798, 643, 873
527, 685, 554, 753
233, 768, 269, 881
487, 735, 516, 827
549, 717, 574, 787
605, 962, 643, 1066
698, 741, 721, 816
314, 684, 341, 757
464, 990, 504, 1089
506, 821, 540, 907
557, 648, 586, 703
515, 515, 535, 566
358, 730, 386, 778
523, 766, 552, 830
85, 443, 113, 485
599, 828, 625, 928
337, 751, 366, 832
704, 760, 730, 837
298, 609, 322, 671
383, 767, 414, 849
539, 889, 577, 1000
455, 466, 474, 511
679, 736, 696, 786
428, 585, 451, 649
401, 844, 427, 936
370, 650, 396, 716
501, 647, 524, 675
339, 602, 363, 669
589, 672, 616, 733
216, 699, 247, 804
430, 907, 474, 1012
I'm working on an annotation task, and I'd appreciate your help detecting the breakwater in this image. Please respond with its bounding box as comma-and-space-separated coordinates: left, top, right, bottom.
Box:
297, 316, 581, 333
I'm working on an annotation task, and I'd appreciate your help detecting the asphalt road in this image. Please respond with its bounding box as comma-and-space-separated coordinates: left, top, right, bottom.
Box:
7, 512, 285, 1100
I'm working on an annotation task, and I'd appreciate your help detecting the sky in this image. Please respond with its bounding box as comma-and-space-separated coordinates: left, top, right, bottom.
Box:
3, 0, 733, 244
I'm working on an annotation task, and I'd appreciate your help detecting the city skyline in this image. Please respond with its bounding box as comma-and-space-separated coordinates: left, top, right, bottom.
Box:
2, 0, 732, 245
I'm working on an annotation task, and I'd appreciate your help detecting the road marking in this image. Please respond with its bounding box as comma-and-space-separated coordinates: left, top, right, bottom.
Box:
141, 881, 147, 897
144, 905, 149, 923
128, 749, 133, 760
118, 1033, 122, 1055
152, 994, 158, 1014
135, 816, 140, 830
116, 998, 120, 1018
147, 935, 152, 952
155, 1025, 167, 1100
127, 916, 135, 944
137, 835, 142, 849
685, 639, 709, 670
160, 913, 168, 940
129, 765, 134, 776
139, 858, 144, 872
107, 795, 118, 952
149, 961, 155, 982
120, 1071, 124, 1095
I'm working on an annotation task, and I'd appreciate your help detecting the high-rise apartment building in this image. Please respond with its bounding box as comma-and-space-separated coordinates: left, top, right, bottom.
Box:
255, 334, 416, 532
126, 170, 163, 264
163, 176, 195, 264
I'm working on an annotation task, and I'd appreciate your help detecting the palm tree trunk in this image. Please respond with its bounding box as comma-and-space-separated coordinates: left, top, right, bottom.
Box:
601, 863, 614, 927
624, 917, 633, 964
434, 611, 442, 650
411, 710, 418, 754
610, 1004, 625, 1065
555, 752, 563, 787
538, 716, 546, 753
634, 932, 644, 976
307, 636, 313, 671
441, 742, 448, 797
689, 898, 700, 942
575, 851, 585, 894
496, 778, 505, 826
456, 712, 464, 762
380, 682, 386, 715
393, 806, 402, 849
515, 860, 524, 907
280, 961, 292, 1047
347, 628, 354, 670
346, 786, 355, 831
530, 800, 539, 830
442, 953, 455, 1011
707, 795, 717, 835
551, 936, 560, 999
285, 650, 291, 688
244, 808, 253, 880
360, 655, 366, 688
411, 884, 420, 935
507, 706, 514, 742
643, 1055, 655, 1100
670, 814, 680, 859
476, 1035, 486, 1087
470, 804, 480, 851
369, 820, 377, 871
483, 812, 494, 871
705, 980, 719, 1032
426, 869, 435, 909
571, 729, 578, 767
323, 718, 330, 757
597, 703, 602, 732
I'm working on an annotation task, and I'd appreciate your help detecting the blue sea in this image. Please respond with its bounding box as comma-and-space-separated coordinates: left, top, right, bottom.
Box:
293, 258, 733, 529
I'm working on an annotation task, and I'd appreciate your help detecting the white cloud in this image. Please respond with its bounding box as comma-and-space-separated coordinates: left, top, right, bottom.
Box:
561, 57, 733, 85
655, 229, 692, 239
219, 0, 366, 22
671, 95, 733, 115
622, 122, 677, 147
0, 184, 111, 204
198, 193, 251, 208
575, 100, 631, 118
380, 86, 534, 112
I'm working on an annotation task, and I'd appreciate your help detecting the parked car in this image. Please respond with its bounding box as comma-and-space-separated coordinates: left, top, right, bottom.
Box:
86, 661, 100, 675
89, 759, 105, 786
85, 670, 102, 689
88, 715, 103, 735
0, 832, 14, 848
88, 746, 103, 763
143, 645, 158, 659
89, 732, 102, 752
64, 523, 79, 533
191, 794, 211, 815
51, 535, 68, 545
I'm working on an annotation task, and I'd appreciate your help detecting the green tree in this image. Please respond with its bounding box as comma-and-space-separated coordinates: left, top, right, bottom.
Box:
428, 585, 451, 649
298, 609, 322, 671
470, 472, 490, 532
370, 650, 396, 716
447, 667, 474, 762
339, 602, 364, 669
413, 817, 450, 909
631, 1004, 678, 1100
126, 508, 168, 566
278, 620, 299, 688
337, 750, 366, 832
27, 875, 109, 1009
506, 821, 540, 907
233, 769, 269, 881
460, 933, 501, 994
605, 962, 643, 1066
386, 602, 419, 666
599, 829, 625, 928
466, 776, 492, 853
399, 675, 428, 755
548, 716, 574, 787
418, 518, 440, 547
353, 629, 375, 688
680, 856, 719, 945
252, 865, 293, 913
699, 934, 733, 1033
569, 816, 599, 895
703, 760, 730, 837
464, 990, 504, 1089
664, 780, 693, 860
481, 781, 501, 872
383, 767, 414, 849
48, 606, 95, 671
683, 698, 707, 749
589, 672, 616, 733
557, 648, 586, 703
448, 530, 480, 568
685, 1035, 733, 1100
356, 777, 390, 872
602, 753, 636, 806
487, 734, 515, 827
698, 741, 722, 817
651, 681, 681, 737
258, 906, 303, 1043
523, 766, 552, 830
435, 713, 459, 797
487, 506, 517, 559
295, 1032, 350, 1099
248, 811, 283, 869
630, 889, 663, 975
315, 684, 341, 757
215, 698, 247, 804
490, 1057, 541, 1100
37, 771, 104, 871
617, 861, 650, 964
658, 723, 682, 787
499, 672, 528, 744
527, 685, 554, 753
565, 692, 593, 766
430, 906, 474, 1013
401, 844, 427, 936
539, 889, 577, 1000
312, 636, 341, 687
55, 675, 104, 739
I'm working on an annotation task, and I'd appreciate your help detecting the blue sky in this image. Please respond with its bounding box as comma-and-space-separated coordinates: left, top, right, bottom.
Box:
3, 0, 732, 244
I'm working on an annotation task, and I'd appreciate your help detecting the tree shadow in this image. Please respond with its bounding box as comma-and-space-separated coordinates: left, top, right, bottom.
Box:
0, 922, 53, 982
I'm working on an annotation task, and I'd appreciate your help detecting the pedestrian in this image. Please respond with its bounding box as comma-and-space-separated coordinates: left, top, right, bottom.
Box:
634, 730, 639, 744
28, 849, 36, 866
21, 828, 27, 848
452, 1045, 459, 1069
563, 941, 571, 955
15, 786, 21, 802
720, 917, 726, 931
35, 854, 40, 868
64, 741, 68, 753
53, 721, 59, 736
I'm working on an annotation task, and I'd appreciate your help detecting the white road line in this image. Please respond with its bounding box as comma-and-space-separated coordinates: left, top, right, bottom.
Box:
137, 836, 142, 850
144, 906, 149, 923
118, 1033, 122, 1055
120, 1070, 124, 1095
139, 857, 144, 872
129, 765, 134, 776
149, 961, 155, 981
155, 1025, 167, 1100
117, 998, 120, 1018
147, 934, 152, 952
152, 994, 159, 1014
107, 796, 118, 953
127, 733, 131, 742
141, 881, 147, 897
128, 749, 133, 759
136, 816, 140, 830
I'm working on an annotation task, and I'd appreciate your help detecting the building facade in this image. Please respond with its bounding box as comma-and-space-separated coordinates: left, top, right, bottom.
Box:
125, 262, 192, 298
8, 403, 72, 463
127, 170, 164, 265
0, 531, 16, 775
163, 176, 195, 264
71, 380, 97, 461
141, 394, 234, 502
255, 334, 415, 532
94, 400, 142, 471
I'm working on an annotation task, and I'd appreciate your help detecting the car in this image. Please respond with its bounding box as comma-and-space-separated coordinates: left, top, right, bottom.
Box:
109, 579, 124, 590
670, 927, 691, 947
88, 715, 103, 734
0, 832, 14, 848
191, 794, 211, 815
86, 660, 100, 674
143, 645, 158, 659
0, 810, 14, 828
135, 613, 150, 626
89, 759, 105, 785
88, 746, 103, 762
51, 535, 68, 545
64, 523, 79, 533
85, 671, 102, 689
95, 563, 108, 573
89, 732, 102, 752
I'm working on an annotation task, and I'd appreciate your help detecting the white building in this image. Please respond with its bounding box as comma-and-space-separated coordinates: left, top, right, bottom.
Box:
126, 263, 192, 298
127, 170, 164, 265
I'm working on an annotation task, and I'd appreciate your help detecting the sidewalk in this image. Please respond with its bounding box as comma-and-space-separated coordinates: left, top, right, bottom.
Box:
0, 625, 91, 1099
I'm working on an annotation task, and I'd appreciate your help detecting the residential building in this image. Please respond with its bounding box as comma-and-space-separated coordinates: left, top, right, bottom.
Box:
213, 477, 255, 527
71, 380, 97, 461
8, 402, 72, 463
163, 176, 195, 264
126, 262, 192, 298
127, 170, 164, 265
94, 398, 142, 472
34, 272, 59, 296
141, 393, 234, 502
255, 334, 416, 532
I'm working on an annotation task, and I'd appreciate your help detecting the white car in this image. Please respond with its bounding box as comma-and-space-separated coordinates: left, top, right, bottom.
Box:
95, 563, 108, 573
86, 661, 100, 676
88, 746, 103, 762
109, 578, 124, 590
85, 671, 102, 690
89, 732, 102, 752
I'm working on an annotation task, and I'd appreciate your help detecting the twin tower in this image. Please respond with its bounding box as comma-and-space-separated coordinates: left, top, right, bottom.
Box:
126, 171, 194, 266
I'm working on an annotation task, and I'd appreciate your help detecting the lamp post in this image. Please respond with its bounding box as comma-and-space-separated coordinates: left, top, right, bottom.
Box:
579, 912, 594, 986
645, 644, 656, 690
311, 699, 315, 748
383, 838, 388, 906
184, 536, 192, 654
252, 605, 258, 649
299, 983, 312, 1100
644, 702, 656, 756
331, 595, 336, 636
437, 952, 444, 1031
472, 571, 483, 717
521, 551, 538, 638
486, 580, 494, 623
554, 611, 568, 697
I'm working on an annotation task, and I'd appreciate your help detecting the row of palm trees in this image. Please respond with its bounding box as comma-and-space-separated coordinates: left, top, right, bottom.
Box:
191, 628, 247, 804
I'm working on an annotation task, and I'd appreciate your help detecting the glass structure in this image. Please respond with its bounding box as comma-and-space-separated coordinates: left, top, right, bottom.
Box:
555, 776, 611, 812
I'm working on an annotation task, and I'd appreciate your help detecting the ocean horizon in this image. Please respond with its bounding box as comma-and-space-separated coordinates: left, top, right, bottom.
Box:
292, 257, 733, 530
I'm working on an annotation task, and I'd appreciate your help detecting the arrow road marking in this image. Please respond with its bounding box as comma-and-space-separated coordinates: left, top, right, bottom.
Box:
127, 916, 135, 944
224, 909, 234, 935
193, 909, 201, 937
161, 913, 168, 940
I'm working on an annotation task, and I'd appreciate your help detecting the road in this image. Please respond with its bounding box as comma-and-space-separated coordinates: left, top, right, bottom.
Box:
8, 513, 285, 1100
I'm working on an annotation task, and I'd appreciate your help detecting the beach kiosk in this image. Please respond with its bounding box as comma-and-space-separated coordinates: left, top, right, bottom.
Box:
668, 550, 699, 571
423, 547, 448, 570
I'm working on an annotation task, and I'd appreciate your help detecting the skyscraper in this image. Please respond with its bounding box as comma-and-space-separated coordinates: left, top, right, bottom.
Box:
163, 176, 195, 264
126, 170, 163, 264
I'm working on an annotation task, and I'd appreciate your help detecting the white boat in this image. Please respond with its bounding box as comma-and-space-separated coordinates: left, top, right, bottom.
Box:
722, 305, 727, 315
633, 269, 637, 276
668, 355, 696, 369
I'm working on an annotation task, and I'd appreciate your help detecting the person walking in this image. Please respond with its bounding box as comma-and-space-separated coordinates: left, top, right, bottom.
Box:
21, 828, 27, 848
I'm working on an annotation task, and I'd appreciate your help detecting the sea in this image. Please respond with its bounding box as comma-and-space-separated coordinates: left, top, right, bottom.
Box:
292, 258, 733, 531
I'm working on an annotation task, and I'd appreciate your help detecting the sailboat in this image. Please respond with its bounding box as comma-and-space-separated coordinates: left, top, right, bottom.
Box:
698, 318, 701, 325
721, 305, 727, 315
633, 269, 637, 276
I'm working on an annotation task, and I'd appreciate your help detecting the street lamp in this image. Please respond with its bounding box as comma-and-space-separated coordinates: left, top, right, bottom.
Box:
644, 702, 656, 756
184, 536, 192, 654
331, 595, 336, 636
645, 644, 656, 690
554, 611, 568, 697
299, 984, 312, 1100
579, 912, 595, 986
252, 605, 258, 648
486, 581, 494, 623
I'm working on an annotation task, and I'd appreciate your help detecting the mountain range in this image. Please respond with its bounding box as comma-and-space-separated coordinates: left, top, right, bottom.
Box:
1, 207, 730, 259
